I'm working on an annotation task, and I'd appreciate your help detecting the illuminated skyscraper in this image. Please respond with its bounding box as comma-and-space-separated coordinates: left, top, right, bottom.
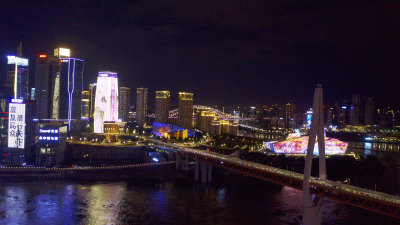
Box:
155, 91, 170, 123
0, 56, 29, 136
94, 72, 119, 133
81, 90, 89, 119
351, 94, 360, 125
5, 56, 29, 100
119, 87, 130, 122
35, 53, 60, 119
284, 103, 295, 129
39, 48, 85, 130
178, 92, 193, 129
365, 97, 374, 126
136, 88, 148, 126
52, 57, 84, 130
89, 83, 97, 118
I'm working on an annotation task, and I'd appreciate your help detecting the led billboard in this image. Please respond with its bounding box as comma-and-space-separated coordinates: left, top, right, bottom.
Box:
94, 72, 119, 133
8, 101, 26, 149
306, 110, 312, 129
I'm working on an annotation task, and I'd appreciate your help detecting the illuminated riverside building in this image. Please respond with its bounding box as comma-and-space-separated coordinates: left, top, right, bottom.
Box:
196, 110, 216, 133
38, 48, 85, 130
35, 53, 60, 118
152, 122, 195, 139
53, 58, 84, 130
94, 72, 119, 133
155, 91, 170, 123
136, 88, 148, 126
34, 48, 70, 119
178, 92, 193, 129
89, 83, 97, 118
119, 87, 130, 122
36, 124, 67, 166
0, 56, 29, 137
210, 120, 238, 136
81, 91, 90, 119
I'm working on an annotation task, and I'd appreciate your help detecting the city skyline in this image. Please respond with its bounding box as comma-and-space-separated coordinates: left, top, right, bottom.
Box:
1, 1, 400, 108
0, 48, 395, 112
0, 2, 400, 224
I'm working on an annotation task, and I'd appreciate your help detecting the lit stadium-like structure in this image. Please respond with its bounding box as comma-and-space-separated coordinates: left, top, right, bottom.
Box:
267, 133, 348, 155
152, 122, 196, 139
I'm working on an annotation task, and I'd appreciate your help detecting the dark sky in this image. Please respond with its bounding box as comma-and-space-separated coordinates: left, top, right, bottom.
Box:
1, 0, 399, 110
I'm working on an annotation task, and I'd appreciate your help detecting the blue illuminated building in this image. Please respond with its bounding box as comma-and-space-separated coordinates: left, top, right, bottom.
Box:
152, 122, 196, 139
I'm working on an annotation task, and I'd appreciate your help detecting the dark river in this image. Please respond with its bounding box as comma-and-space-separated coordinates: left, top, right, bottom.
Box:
0, 142, 399, 225
0, 177, 398, 225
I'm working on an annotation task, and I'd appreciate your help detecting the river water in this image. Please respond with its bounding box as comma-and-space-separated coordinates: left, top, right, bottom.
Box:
0, 177, 398, 225
0, 142, 399, 225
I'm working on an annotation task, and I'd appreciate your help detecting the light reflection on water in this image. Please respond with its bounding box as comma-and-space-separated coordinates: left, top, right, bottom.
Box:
0, 179, 397, 225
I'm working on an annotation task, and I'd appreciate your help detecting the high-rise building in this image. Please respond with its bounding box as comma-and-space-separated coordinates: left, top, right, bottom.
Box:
198, 110, 215, 133
136, 88, 148, 126
89, 83, 97, 118
0, 56, 29, 140
5, 56, 29, 100
35, 48, 84, 130
178, 92, 193, 129
365, 97, 374, 126
332, 101, 340, 125
338, 99, 348, 125
326, 107, 334, 126
284, 103, 295, 129
35, 53, 60, 119
81, 90, 89, 119
351, 94, 360, 126
155, 90, 170, 123
94, 72, 119, 133
52, 57, 84, 130
119, 87, 130, 122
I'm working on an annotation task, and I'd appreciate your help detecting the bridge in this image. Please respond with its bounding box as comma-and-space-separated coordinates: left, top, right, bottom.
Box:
148, 105, 285, 136
146, 105, 254, 121
146, 138, 400, 219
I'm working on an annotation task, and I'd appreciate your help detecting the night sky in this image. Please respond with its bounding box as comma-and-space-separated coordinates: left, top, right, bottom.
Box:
1, 1, 399, 110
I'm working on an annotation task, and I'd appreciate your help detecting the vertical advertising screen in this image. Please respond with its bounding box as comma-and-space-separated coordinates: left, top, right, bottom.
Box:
94, 72, 118, 133
8, 102, 26, 148
306, 111, 312, 129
